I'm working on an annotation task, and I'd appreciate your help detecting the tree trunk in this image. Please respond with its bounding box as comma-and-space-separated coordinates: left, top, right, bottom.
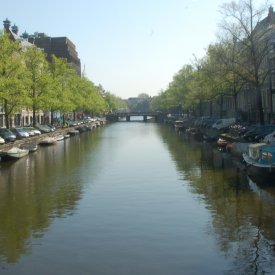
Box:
32, 106, 36, 127
4, 99, 10, 129
220, 94, 224, 118
199, 99, 202, 117
256, 86, 264, 125
234, 94, 238, 120
209, 101, 213, 117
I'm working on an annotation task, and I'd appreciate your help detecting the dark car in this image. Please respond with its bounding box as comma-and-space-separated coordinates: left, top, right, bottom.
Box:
11, 127, 30, 139
242, 125, 275, 142
242, 125, 263, 141
0, 128, 16, 142
253, 125, 275, 142
35, 124, 52, 133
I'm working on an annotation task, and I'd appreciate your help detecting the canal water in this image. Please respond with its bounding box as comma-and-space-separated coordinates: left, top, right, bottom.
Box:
0, 122, 275, 274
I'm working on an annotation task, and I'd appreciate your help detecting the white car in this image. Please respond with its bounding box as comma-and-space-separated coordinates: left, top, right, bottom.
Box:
0, 136, 5, 144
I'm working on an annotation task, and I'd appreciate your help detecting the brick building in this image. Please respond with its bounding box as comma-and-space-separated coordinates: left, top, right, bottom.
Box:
27, 33, 81, 75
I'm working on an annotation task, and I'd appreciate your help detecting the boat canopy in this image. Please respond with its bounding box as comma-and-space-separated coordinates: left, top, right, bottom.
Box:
248, 143, 267, 160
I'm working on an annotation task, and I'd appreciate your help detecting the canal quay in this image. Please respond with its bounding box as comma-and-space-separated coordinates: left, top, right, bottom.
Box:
0, 121, 275, 275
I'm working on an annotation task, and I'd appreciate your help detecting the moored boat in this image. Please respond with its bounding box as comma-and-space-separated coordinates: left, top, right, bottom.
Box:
64, 133, 70, 139
68, 129, 79, 136
174, 120, 185, 132
20, 143, 38, 152
0, 147, 29, 161
242, 143, 275, 181
39, 137, 57, 146
54, 134, 64, 141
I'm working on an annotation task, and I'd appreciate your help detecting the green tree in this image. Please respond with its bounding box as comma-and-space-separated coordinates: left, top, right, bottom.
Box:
24, 46, 53, 126
152, 65, 194, 114
206, 42, 246, 118
0, 34, 29, 128
48, 55, 79, 124
76, 77, 107, 116
219, 0, 271, 124
104, 92, 127, 112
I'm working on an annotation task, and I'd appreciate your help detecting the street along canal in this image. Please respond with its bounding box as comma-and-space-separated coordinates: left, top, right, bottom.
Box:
0, 122, 275, 274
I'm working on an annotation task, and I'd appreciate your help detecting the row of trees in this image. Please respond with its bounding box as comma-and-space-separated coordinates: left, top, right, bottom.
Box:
0, 33, 126, 128
151, 0, 273, 125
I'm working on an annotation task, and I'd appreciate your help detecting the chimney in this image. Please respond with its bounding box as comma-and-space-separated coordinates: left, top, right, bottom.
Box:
22, 31, 29, 39
11, 24, 18, 34
3, 18, 11, 33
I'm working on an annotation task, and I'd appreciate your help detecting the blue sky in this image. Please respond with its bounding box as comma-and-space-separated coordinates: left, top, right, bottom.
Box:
1, 0, 273, 99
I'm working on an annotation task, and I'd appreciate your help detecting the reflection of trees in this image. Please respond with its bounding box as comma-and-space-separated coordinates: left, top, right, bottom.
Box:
0, 131, 102, 263
157, 125, 275, 274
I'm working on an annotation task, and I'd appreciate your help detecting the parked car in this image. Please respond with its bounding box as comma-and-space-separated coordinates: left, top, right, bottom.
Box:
35, 124, 52, 133
47, 124, 56, 132
0, 136, 5, 145
0, 128, 16, 142
23, 127, 41, 136
22, 127, 36, 136
253, 125, 275, 142
66, 120, 78, 127
242, 125, 275, 142
212, 118, 236, 130
11, 127, 29, 139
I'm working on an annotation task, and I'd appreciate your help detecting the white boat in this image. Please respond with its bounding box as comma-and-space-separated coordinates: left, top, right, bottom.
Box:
0, 147, 29, 161
54, 134, 64, 141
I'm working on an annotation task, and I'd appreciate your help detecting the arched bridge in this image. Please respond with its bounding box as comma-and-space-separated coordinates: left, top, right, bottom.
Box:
106, 111, 165, 122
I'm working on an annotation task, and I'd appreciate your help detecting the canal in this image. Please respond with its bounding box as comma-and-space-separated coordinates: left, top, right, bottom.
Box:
0, 122, 275, 274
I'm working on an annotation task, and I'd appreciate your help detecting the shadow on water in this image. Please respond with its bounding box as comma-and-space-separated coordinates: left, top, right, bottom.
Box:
157, 125, 275, 274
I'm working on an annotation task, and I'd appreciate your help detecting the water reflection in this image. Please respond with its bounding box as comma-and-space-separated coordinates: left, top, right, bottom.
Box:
0, 132, 103, 264
158, 126, 275, 274
0, 124, 275, 274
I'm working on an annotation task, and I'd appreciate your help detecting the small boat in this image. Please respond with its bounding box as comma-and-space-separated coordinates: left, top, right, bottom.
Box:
68, 129, 79, 136
217, 137, 228, 148
39, 137, 57, 146
174, 120, 185, 132
54, 134, 64, 141
242, 143, 275, 181
85, 125, 93, 131
20, 143, 38, 152
0, 147, 29, 161
64, 133, 70, 139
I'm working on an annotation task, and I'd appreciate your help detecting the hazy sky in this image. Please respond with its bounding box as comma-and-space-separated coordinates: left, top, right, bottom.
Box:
1, 0, 273, 99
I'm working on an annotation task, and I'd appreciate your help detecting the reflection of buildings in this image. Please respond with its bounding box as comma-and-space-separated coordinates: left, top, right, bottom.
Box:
0, 19, 81, 127
158, 126, 275, 273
